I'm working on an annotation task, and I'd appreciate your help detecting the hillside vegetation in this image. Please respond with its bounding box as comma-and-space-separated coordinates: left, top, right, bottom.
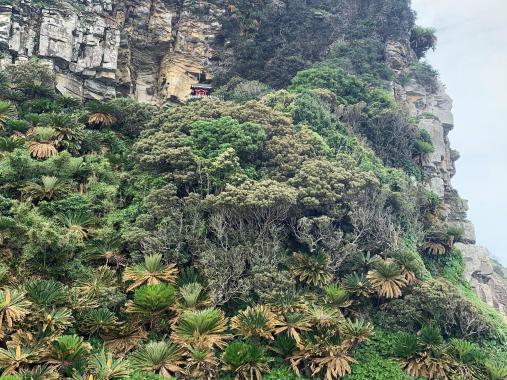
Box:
0, 1, 506, 379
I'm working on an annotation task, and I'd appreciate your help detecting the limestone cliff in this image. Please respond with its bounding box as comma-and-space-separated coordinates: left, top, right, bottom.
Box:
386, 40, 507, 316
0, 0, 224, 103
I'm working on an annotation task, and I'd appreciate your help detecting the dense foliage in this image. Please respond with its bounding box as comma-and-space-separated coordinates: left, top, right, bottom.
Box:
0, 1, 506, 379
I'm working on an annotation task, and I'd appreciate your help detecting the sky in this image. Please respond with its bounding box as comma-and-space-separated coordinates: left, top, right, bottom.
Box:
411, 0, 507, 265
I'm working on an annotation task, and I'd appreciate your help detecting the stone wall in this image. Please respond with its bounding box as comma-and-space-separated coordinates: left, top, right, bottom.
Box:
0, 0, 224, 103
387, 40, 507, 316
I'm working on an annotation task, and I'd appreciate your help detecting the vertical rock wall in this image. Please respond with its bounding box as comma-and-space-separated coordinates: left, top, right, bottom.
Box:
387, 41, 507, 315
0, 0, 224, 103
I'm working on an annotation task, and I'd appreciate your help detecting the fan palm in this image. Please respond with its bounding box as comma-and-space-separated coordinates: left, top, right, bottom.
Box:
45, 334, 91, 375
231, 305, 282, 342
0, 288, 31, 330
274, 312, 311, 348
123, 254, 178, 292
0, 345, 40, 375
172, 308, 231, 349
125, 283, 176, 316
130, 341, 185, 378
341, 272, 373, 297
27, 126, 58, 159
367, 259, 408, 299
87, 350, 130, 380
80, 308, 120, 336
22, 176, 71, 201
222, 340, 270, 380
291, 252, 332, 287
0, 100, 17, 130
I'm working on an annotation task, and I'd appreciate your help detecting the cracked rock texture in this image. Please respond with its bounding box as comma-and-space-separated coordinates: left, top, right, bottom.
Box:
0, 0, 224, 103
387, 40, 507, 315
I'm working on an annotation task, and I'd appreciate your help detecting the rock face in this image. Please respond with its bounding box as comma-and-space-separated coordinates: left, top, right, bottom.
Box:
386, 40, 507, 315
0, 0, 224, 103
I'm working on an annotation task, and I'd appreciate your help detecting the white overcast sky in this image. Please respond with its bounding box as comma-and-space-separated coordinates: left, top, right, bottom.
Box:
411, 0, 507, 265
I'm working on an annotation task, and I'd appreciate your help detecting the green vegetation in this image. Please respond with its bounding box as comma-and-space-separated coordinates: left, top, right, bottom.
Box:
0, 0, 506, 377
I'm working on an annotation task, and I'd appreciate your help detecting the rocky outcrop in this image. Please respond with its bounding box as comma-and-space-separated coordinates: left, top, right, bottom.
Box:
0, 0, 224, 103
387, 40, 507, 315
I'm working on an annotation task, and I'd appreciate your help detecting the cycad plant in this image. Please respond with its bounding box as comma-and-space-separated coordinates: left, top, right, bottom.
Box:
274, 312, 311, 348
22, 175, 72, 201
130, 341, 185, 378
86, 102, 117, 127
222, 340, 270, 380
340, 319, 374, 348
185, 345, 219, 380
74, 266, 119, 304
45, 334, 91, 376
0, 100, 17, 129
394, 325, 457, 379
177, 282, 209, 310
172, 307, 231, 349
103, 323, 147, 355
80, 308, 120, 336
367, 259, 408, 299
341, 272, 373, 297
126, 283, 176, 317
57, 211, 92, 240
0, 288, 31, 330
0, 136, 25, 153
87, 350, 130, 380
0, 345, 40, 375
45, 113, 85, 153
123, 254, 178, 292
485, 361, 507, 380
17, 364, 59, 380
291, 252, 332, 287
449, 339, 485, 379
290, 341, 357, 380
390, 250, 420, 285
323, 284, 353, 309
24, 279, 68, 309
231, 305, 282, 342
26, 126, 58, 159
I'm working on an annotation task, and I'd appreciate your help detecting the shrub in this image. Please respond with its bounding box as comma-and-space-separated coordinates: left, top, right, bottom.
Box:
410, 26, 437, 58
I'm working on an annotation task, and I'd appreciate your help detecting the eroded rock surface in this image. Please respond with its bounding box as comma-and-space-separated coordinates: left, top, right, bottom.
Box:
0, 0, 223, 103
387, 40, 507, 315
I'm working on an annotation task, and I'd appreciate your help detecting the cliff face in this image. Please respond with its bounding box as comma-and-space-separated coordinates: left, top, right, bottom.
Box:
0, 0, 224, 103
386, 41, 507, 316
